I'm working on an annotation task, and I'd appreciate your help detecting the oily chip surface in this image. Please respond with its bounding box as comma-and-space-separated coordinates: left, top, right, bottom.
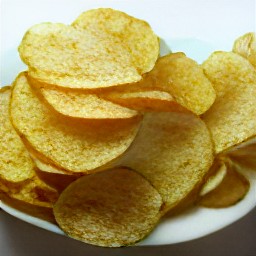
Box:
0, 87, 34, 183
10, 72, 141, 173
202, 51, 256, 153
142, 53, 216, 115
72, 8, 159, 74
37, 85, 138, 119
198, 161, 250, 208
54, 168, 162, 247
233, 32, 256, 68
19, 23, 141, 89
116, 112, 214, 213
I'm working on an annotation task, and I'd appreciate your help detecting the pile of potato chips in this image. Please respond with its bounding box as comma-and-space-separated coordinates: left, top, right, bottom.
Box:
0, 8, 255, 247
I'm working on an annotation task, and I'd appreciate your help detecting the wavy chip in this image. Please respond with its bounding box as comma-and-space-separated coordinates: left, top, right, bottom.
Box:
19, 23, 141, 89
140, 53, 216, 115
202, 51, 256, 153
199, 161, 227, 196
198, 161, 250, 208
72, 8, 159, 74
233, 32, 256, 68
0, 87, 34, 183
36, 85, 138, 119
10, 73, 141, 173
115, 112, 214, 214
102, 89, 187, 113
53, 167, 162, 247
0, 87, 59, 207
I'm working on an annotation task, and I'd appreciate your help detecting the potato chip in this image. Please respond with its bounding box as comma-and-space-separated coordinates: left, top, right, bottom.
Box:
202, 51, 256, 153
138, 53, 216, 115
233, 32, 256, 68
225, 136, 256, 170
0, 192, 56, 223
72, 8, 159, 74
102, 88, 188, 113
19, 23, 141, 89
0, 87, 34, 183
200, 161, 227, 196
53, 167, 162, 247
115, 112, 214, 214
35, 84, 138, 119
35, 169, 79, 192
198, 161, 250, 208
6, 175, 59, 208
10, 72, 142, 173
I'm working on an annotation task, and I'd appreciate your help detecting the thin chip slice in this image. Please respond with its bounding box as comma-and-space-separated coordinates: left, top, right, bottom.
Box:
6, 175, 59, 208
19, 23, 141, 89
138, 53, 216, 115
0, 87, 59, 207
72, 8, 159, 74
35, 84, 138, 119
10, 72, 141, 173
225, 137, 256, 170
115, 112, 214, 214
53, 167, 162, 247
35, 169, 79, 192
200, 162, 227, 196
198, 161, 250, 208
101, 89, 188, 113
202, 51, 256, 153
0, 193, 56, 223
20, 135, 72, 175
233, 32, 256, 68
0, 87, 34, 183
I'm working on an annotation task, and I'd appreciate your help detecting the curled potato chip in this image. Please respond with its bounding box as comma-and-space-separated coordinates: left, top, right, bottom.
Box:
202, 51, 256, 153
72, 8, 159, 74
53, 167, 162, 247
0, 87, 34, 183
0, 87, 59, 207
102, 88, 187, 113
233, 32, 256, 68
0, 193, 56, 223
200, 161, 227, 196
225, 137, 256, 170
35, 84, 138, 119
198, 161, 250, 208
115, 112, 214, 214
19, 23, 141, 89
35, 169, 79, 192
10, 73, 141, 173
139, 53, 216, 115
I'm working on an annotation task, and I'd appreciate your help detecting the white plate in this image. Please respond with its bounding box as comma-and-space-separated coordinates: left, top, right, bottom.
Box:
1, 0, 256, 246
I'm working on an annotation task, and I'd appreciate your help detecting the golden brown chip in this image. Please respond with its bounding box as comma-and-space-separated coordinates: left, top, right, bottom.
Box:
0, 87, 34, 183
36, 85, 138, 119
225, 136, 256, 170
102, 88, 188, 113
198, 161, 250, 208
233, 32, 256, 68
202, 51, 256, 153
10, 72, 141, 173
35, 168, 79, 192
200, 161, 227, 196
53, 167, 162, 247
115, 112, 214, 214
0, 193, 56, 223
20, 135, 72, 175
6, 175, 59, 208
72, 8, 159, 74
138, 53, 216, 115
19, 23, 141, 89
